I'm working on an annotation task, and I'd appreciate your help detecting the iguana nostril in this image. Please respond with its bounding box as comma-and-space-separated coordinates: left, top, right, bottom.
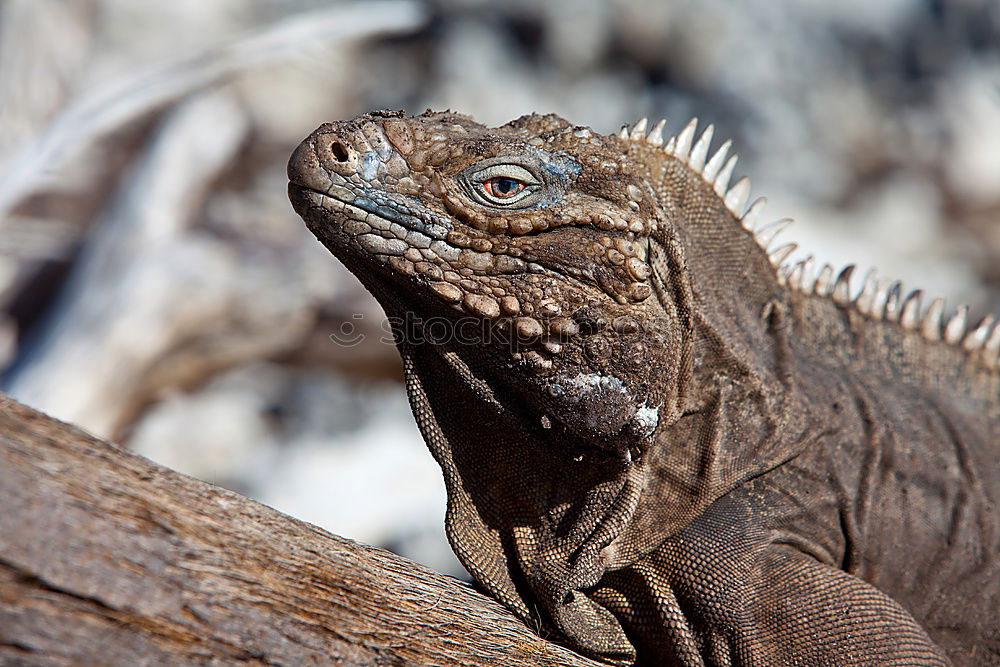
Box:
330, 141, 349, 162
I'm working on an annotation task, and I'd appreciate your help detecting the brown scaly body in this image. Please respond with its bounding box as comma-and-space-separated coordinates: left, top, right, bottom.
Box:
288, 110, 999, 666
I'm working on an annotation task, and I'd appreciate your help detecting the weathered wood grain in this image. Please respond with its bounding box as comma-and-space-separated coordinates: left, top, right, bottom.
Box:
0, 396, 598, 666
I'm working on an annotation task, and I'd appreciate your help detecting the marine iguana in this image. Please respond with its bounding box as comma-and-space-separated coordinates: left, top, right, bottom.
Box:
287, 110, 999, 666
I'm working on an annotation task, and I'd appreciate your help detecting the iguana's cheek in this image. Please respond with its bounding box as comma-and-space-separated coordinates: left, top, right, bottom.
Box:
508, 227, 654, 306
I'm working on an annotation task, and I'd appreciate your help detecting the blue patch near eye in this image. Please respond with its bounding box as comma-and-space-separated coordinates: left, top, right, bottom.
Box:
359, 151, 381, 181
542, 153, 582, 180
527, 154, 580, 209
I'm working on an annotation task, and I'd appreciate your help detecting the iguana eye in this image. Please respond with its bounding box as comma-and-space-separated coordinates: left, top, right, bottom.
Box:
468, 163, 541, 207
482, 177, 525, 199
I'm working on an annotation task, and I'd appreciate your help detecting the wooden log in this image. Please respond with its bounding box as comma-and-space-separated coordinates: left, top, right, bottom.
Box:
0, 396, 600, 666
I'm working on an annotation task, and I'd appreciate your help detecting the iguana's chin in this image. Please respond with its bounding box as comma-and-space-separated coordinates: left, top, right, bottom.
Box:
535, 369, 661, 460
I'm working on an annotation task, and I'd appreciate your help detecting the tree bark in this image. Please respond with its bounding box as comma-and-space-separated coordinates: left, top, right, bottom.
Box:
0, 396, 600, 666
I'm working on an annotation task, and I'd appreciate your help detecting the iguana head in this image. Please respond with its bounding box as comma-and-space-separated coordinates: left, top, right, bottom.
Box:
288, 110, 695, 463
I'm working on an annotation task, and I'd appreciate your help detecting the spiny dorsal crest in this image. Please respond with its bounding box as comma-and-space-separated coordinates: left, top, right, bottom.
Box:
617, 117, 1000, 371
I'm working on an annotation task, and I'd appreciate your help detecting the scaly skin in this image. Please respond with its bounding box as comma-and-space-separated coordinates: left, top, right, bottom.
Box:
288, 110, 999, 666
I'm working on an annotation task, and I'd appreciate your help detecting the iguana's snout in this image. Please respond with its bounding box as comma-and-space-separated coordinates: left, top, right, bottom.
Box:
287, 114, 460, 275
288, 113, 415, 192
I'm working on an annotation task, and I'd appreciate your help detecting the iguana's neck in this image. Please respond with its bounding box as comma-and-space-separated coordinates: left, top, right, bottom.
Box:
576, 136, 814, 553
611, 125, 1000, 556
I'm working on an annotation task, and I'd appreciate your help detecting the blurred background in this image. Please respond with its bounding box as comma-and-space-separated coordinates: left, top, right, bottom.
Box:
2, 0, 998, 577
